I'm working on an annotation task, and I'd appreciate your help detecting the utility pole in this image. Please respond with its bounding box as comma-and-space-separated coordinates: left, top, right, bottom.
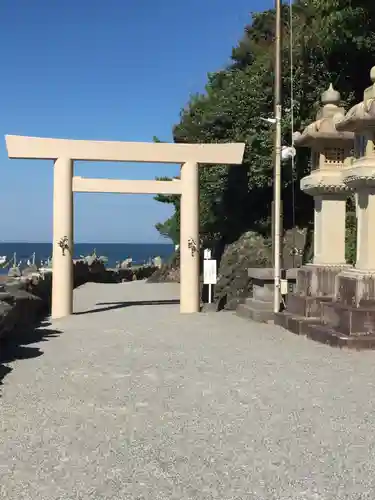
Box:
273, 0, 282, 314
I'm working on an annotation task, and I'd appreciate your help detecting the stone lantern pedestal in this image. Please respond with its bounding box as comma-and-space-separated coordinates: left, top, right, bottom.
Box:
308, 68, 375, 348
275, 85, 354, 335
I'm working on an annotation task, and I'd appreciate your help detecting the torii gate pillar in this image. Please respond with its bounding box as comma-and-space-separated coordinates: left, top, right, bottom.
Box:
52, 157, 74, 319
180, 162, 199, 313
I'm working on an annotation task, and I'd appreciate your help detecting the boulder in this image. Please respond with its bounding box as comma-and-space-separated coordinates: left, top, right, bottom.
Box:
0, 283, 45, 342
213, 232, 272, 310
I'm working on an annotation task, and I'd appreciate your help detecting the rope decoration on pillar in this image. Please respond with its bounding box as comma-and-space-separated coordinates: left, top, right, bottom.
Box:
58, 236, 70, 256
187, 238, 198, 257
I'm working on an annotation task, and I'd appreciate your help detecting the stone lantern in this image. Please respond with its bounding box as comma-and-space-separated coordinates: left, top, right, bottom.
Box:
336, 67, 375, 273
275, 84, 354, 335
315, 67, 375, 347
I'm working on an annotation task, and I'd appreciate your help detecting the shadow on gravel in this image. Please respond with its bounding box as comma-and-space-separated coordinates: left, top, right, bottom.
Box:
0, 322, 62, 392
74, 299, 180, 315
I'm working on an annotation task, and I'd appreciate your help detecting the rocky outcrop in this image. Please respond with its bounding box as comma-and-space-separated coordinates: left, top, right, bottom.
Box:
74, 259, 158, 285
213, 232, 272, 310
74, 259, 110, 286
0, 271, 53, 345
147, 252, 180, 283
0, 270, 56, 389
106, 266, 158, 282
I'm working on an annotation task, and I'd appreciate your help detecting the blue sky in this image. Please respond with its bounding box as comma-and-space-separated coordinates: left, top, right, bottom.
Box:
0, 0, 270, 243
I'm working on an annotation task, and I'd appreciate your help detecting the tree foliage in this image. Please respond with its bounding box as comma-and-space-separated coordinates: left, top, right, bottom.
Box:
154, 0, 375, 247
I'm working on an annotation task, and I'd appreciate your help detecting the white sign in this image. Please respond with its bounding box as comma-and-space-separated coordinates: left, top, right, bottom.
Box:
203, 248, 212, 260
203, 259, 217, 285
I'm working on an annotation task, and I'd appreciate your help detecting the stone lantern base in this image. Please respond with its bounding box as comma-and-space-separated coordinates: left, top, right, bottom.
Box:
236, 268, 297, 323
307, 268, 375, 349
274, 263, 351, 335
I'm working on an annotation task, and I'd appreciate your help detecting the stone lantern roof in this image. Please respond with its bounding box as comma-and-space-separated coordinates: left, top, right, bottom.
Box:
295, 84, 354, 196
335, 67, 375, 132
294, 84, 354, 147
335, 67, 375, 190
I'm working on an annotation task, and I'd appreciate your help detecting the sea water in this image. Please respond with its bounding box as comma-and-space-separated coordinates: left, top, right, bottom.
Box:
0, 242, 174, 274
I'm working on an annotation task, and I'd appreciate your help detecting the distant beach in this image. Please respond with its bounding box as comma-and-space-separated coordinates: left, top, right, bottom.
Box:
0, 242, 174, 275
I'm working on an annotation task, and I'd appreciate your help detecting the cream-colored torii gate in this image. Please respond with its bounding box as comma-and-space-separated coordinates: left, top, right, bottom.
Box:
5, 135, 245, 319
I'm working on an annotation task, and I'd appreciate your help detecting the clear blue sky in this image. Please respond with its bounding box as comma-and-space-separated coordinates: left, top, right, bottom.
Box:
0, 0, 270, 243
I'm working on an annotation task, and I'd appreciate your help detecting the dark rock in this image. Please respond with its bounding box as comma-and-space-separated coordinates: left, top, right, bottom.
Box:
133, 266, 157, 280
0, 286, 45, 343
213, 232, 272, 310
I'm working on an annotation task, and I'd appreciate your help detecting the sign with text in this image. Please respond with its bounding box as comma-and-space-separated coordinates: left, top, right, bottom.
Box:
203, 259, 217, 285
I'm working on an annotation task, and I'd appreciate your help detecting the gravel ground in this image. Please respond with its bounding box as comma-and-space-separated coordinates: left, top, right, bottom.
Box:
1, 281, 375, 499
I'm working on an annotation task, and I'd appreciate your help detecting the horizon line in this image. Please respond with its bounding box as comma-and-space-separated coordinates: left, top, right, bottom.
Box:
0, 241, 174, 245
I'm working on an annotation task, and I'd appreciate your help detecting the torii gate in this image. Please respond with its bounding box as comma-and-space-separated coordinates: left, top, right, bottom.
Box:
5, 135, 245, 319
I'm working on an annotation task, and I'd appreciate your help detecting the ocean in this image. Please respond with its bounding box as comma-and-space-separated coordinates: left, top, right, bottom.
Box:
0, 242, 174, 274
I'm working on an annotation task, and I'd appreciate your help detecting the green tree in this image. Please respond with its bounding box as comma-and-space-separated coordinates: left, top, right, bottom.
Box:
154, 0, 375, 250
155, 215, 180, 245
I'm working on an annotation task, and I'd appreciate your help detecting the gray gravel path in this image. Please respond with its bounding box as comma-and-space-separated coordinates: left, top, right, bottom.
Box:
1, 281, 375, 499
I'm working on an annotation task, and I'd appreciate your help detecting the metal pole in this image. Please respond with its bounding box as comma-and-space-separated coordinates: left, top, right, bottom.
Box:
273, 0, 282, 314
